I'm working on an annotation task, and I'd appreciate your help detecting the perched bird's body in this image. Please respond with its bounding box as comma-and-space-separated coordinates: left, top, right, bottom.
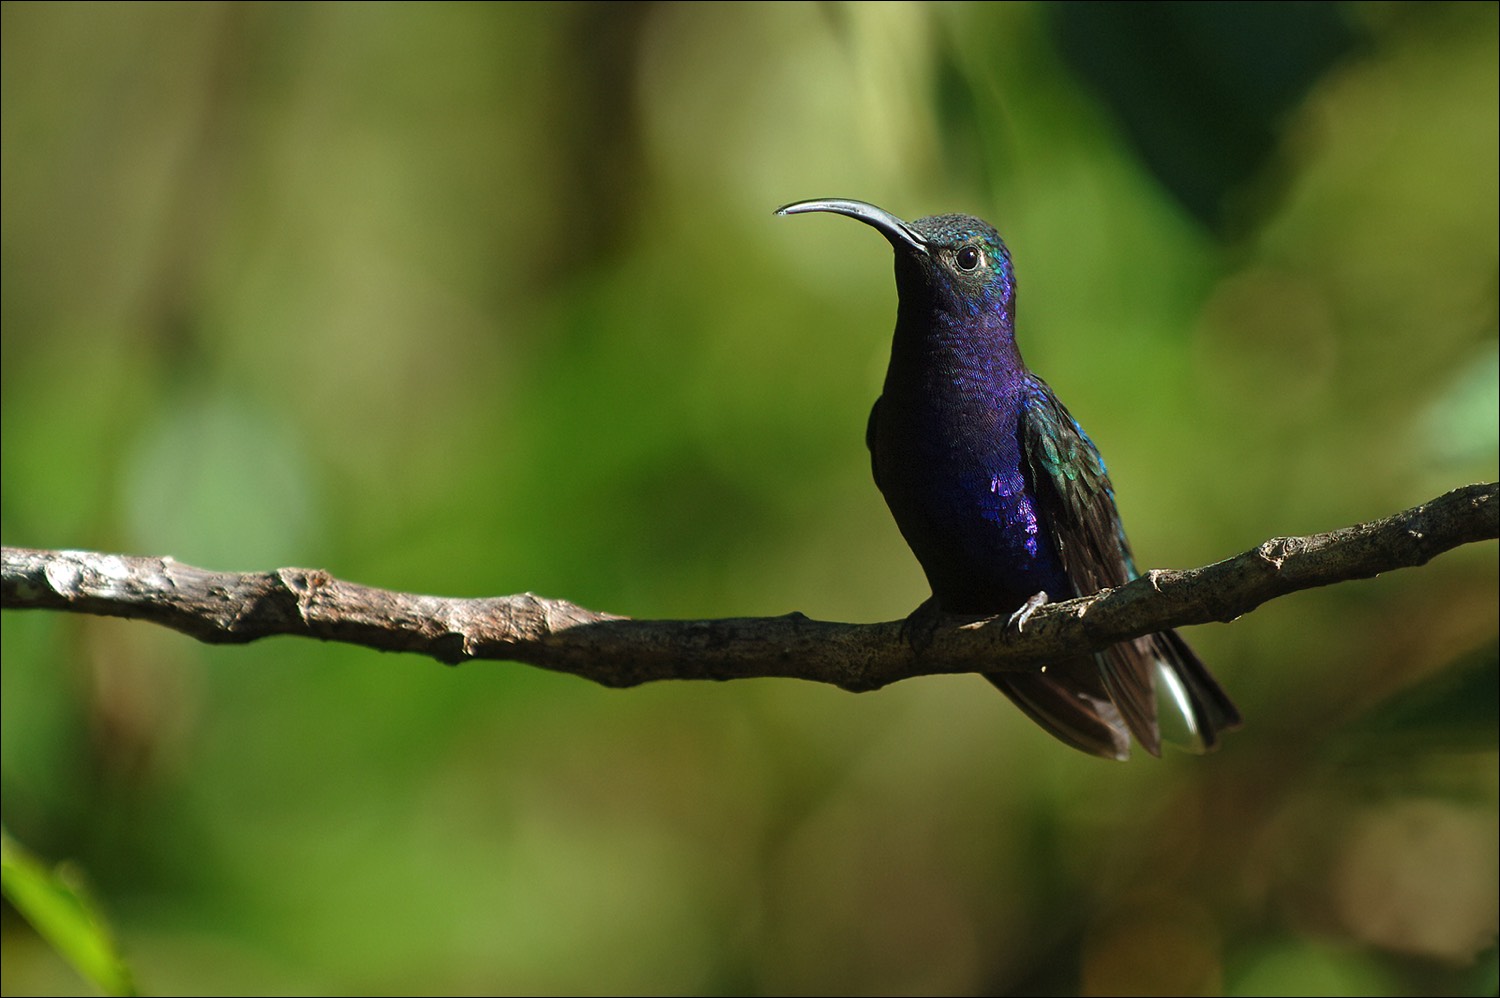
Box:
778, 199, 1240, 759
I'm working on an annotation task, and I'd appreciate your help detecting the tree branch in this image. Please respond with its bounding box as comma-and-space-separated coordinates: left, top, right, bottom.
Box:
2, 483, 1495, 692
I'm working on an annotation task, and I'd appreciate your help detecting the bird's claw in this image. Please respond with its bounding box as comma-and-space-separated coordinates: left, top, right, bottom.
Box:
1007, 591, 1050, 632
899, 597, 944, 652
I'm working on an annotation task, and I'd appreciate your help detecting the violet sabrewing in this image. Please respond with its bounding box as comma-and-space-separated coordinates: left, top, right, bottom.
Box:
777, 198, 1241, 759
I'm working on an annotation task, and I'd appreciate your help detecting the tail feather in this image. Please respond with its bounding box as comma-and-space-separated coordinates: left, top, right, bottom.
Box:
1152, 629, 1242, 751
987, 657, 1132, 761
993, 631, 1241, 759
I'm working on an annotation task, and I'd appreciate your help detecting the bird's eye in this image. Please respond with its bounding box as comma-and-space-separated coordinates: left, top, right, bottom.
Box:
955, 246, 982, 272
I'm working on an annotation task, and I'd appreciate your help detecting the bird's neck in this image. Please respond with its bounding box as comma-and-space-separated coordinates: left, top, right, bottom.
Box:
886, 293, 1029, 403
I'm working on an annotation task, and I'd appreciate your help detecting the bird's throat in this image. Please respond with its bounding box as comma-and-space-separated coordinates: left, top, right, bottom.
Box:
886, 301, 1028, 408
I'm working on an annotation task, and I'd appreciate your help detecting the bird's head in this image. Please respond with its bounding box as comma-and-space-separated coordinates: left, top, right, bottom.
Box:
776, 198, 1015, 322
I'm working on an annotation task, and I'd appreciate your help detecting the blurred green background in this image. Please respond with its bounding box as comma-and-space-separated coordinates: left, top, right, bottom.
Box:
3, 3, 1496, 994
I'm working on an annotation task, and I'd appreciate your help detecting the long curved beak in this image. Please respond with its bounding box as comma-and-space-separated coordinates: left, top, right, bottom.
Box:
775, 198, 928, 254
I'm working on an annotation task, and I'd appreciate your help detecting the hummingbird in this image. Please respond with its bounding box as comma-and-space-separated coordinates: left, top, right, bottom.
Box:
777, 198, 1240, 759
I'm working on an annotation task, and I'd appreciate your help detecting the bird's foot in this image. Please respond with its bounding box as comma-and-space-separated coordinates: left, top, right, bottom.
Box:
1007, 591, 1050, 632
899, 597, 945, 653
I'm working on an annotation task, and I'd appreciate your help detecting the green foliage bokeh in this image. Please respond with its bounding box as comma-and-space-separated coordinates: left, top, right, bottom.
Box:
2, 3, 1496, 995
